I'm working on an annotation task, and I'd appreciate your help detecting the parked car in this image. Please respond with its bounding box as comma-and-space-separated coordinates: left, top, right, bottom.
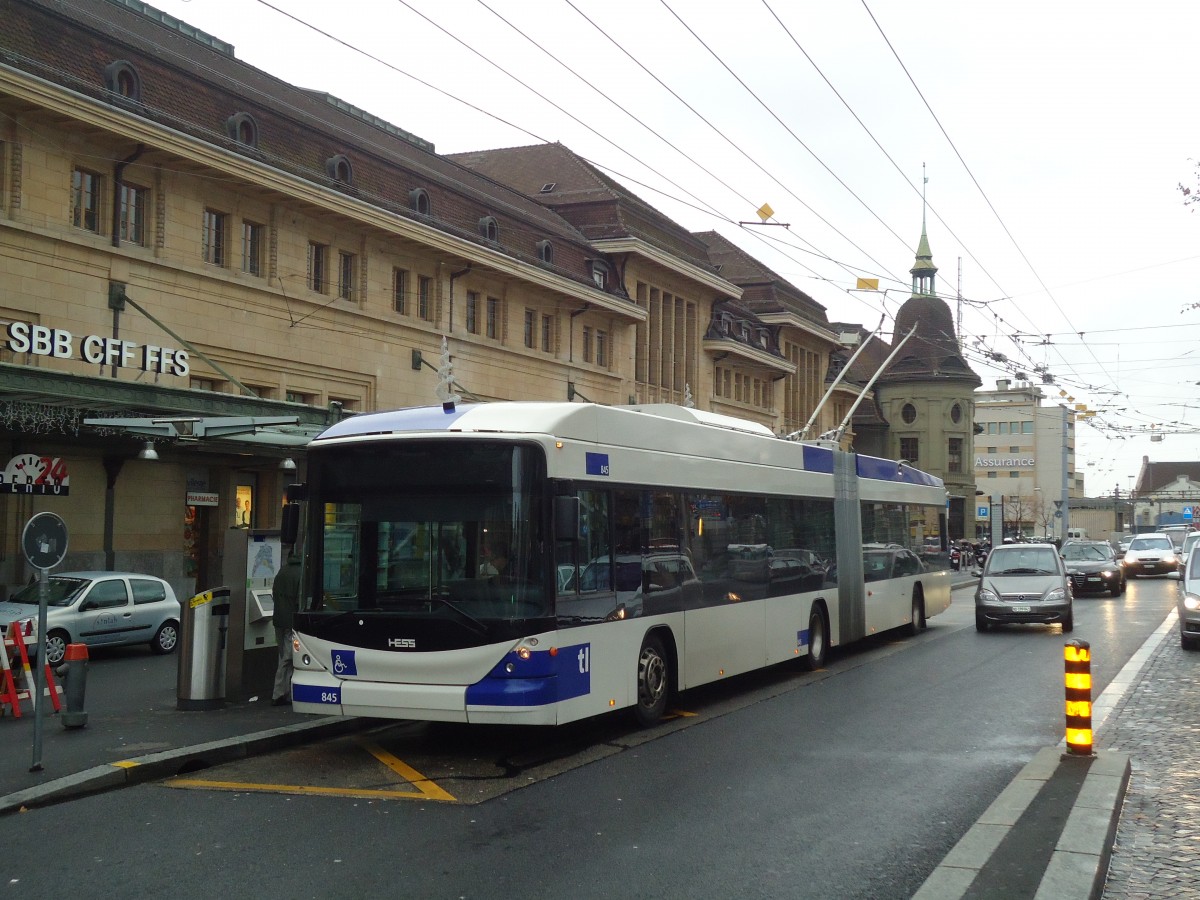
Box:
1179, 549, 1200, 650
1061, 541, 1125, 596
1123, 534, 1179, 578
975, 543, 1072, 632
1180, 532, 1200, 572
0, 571, 181, 665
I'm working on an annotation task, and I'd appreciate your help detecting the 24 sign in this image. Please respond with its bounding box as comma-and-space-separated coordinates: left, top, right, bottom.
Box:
1, 454, 70, 496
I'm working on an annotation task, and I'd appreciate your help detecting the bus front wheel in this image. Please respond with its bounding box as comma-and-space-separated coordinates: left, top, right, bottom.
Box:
801, 605, 828, 671
634, 634, 669, 727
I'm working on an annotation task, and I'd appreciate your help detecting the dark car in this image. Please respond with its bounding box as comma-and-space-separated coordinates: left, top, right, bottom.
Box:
1061, 541, 1126, 597
975, 543, 1072, 632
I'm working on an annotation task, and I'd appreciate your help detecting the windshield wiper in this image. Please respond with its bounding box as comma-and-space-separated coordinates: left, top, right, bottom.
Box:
428, 595, 487, 635
997, 567, 1043, 575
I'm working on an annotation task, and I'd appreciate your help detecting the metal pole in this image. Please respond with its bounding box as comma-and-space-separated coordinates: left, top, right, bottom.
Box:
31, 566, 48, 772
1060, 404, 1070, 537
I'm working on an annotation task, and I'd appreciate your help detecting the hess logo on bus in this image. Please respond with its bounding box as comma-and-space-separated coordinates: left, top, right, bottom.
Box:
388, 638, 417, 649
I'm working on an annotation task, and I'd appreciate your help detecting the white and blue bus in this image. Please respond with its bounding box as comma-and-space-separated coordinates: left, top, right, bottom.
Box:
283, 402, 952, 726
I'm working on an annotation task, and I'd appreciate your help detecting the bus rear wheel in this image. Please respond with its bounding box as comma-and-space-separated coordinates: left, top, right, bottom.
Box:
801, 605, 827, 671
634, 634, 669, 727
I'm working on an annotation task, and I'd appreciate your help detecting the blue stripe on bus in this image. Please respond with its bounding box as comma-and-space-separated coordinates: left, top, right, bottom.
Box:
856, 454, 940, 486
466, 643, 591, 707
802, 444, 834, 473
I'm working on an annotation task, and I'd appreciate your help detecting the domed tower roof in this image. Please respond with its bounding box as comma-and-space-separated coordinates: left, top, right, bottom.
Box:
879, 225, 980, 386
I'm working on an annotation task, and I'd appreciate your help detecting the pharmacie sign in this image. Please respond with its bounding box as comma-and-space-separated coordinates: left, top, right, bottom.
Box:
976, 455, 1036, 468
7, 322, 189, 376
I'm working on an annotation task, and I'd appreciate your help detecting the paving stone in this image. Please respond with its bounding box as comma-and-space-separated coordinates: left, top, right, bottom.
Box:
1098, 635, 1200, 898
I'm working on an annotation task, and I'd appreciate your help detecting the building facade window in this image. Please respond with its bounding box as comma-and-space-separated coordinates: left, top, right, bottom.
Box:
118, 182, 147, 245
241, 221, 263, 276
225, 112, 259, 148
950, 403, 963, 424
103, 60, 141, 101
479, 216, 499, 242
393, 268, 407, 314
202, 208, 228, 266
72, 168, 102, 233
486, 297, 499, 339
634, 281, 697, 404
596, 330, 608, 367
948, 437, 963, 473
466, 291, 479, 334
307, 241, 328, 293
524, 309, 535, 349
337, 251, 356, 300
541, 315, 552, 352
286, 390, 314, 404
899, 437, 919, 463
409, 188, 430, 215
418, 275, 432, 319
582, 326, 593, 363
901, 403, 917, 425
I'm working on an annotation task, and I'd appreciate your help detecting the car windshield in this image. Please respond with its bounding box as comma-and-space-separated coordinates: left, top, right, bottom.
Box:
986, 548, 1059, 575
1063, 544, 1110, 561
1129, 537, 1172, 551
11, 577, 88, 607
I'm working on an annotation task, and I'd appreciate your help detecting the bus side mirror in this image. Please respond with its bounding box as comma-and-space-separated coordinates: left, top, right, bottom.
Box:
281, 502, 300, 545
555, 495, 580, 542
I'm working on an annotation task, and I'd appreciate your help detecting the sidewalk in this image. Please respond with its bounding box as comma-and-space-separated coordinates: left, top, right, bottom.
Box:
917, 609, 1192, 899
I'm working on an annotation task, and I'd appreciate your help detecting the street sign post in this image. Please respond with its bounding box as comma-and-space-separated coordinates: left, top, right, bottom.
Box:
20, 512, 68, 772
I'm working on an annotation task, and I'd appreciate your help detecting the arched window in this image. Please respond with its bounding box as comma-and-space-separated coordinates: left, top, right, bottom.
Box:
103, 60, 141, 102
326, 154, 354, 185
478, 216, 499, 242
536, 240, 553, 264
225, 112, 260, 148
409, 188, 430, 216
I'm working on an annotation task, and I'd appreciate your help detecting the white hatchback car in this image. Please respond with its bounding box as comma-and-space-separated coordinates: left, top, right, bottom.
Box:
1181, 550, 1200, 650
0, 571, 181, 665
1123, 533, 1179, 578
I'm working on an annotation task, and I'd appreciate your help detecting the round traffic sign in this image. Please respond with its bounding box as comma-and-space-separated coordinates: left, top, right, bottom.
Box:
21, 512, 68, 569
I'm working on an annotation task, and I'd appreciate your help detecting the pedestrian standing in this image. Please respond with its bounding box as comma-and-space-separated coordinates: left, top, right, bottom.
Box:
271, 547, 302, 705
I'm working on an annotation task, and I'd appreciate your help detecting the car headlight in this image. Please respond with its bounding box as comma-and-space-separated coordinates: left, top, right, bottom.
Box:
1184, 594, 1200, 611
1100, 569, 1114, 578
1045, 588, 1066, 602
978, 589, 999, 603
1124, 553, 1135, 564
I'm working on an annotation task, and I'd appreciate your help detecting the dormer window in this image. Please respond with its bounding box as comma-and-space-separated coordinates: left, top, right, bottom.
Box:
740, 323, 750, 341
589, 260, 607, 289
103, 60, 141, 103
326, 154, 353, 185
409, 188, 430, 216
478, 216, 499, 242
225, 112, 259, 148
536, 240, 553, 264
719, 315, 731, 335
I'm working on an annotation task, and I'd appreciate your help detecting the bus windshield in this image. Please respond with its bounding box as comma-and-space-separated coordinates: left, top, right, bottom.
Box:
307, 440, 549, 621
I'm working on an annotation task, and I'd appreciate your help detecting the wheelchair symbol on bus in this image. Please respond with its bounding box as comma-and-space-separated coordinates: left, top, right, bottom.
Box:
331, 649, 357, 677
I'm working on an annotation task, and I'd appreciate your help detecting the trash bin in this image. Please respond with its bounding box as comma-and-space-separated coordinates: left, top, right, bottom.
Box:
177, 586, 230, 710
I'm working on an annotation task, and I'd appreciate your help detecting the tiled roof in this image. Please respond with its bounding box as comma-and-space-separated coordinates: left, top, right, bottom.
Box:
4, 0, 611, 288
694, 231, 833, 332
448, 143, 718, 271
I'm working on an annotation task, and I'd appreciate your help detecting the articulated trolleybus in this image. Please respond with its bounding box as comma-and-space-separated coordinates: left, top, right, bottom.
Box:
283, 402, 951, 726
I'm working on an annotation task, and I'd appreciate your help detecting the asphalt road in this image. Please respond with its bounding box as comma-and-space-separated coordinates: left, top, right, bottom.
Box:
2, 576, 1178, 899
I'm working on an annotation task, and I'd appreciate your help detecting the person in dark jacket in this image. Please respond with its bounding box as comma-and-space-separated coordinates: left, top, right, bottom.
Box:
271, 548, 302, 705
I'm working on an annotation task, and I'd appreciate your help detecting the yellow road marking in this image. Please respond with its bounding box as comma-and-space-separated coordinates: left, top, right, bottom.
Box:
358, 739, 456, 802
163, 738, 456, 802
111, 761, 140, 769
167, 778, 448, 801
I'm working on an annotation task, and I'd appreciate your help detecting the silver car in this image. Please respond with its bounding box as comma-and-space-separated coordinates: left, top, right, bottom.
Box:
0, 571, 181, 665
975, 543, 1073, 633
1180, 551, 1200, 650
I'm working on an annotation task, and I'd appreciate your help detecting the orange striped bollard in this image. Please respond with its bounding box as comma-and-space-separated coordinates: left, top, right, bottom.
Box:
1064, 639, 1093, 756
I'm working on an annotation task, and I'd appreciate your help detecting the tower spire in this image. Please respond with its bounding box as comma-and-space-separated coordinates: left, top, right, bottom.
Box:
912, 164, 936, 297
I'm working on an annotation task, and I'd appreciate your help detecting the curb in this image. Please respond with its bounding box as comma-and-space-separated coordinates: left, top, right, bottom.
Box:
0, 715, 374, 815
913, 748, 1130, 900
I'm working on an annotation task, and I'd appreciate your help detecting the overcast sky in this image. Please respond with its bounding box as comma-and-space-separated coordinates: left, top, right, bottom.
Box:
142, 0, 1200, 493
